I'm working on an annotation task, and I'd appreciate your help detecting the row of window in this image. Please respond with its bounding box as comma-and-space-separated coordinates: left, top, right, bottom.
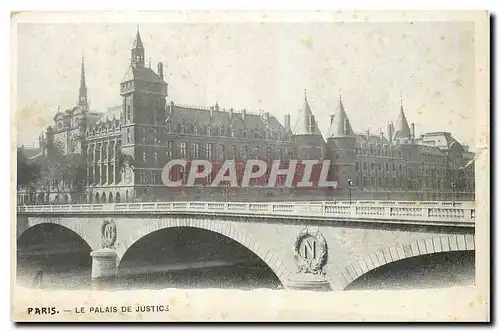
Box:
356, 176, 475, 191
86, 140, 122, 162
87, 165, 122, 185
356, 162, 405, 173
123, 122, 290, 142
421, 154, 445, 165
356, 147, 403, 158
139, 141, 293, 163
355, 161, 465, 177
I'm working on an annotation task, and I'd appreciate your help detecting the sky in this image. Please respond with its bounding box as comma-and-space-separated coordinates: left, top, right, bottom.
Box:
15, 20, 476, 149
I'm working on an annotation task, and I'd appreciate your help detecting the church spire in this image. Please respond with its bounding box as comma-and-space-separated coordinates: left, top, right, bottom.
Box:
78, 55, 88, 110
131, 26, 145, 67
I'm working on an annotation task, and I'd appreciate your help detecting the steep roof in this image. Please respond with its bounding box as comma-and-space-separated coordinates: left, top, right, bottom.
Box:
326, 96, 354, 138
419, 132, 463, 151
121, 66, 163, 83
293, 91, 322, 136
166, 103, 286, 137
393, 104, 411, 140
355, 132, 390, 145
132, 29, 144, 49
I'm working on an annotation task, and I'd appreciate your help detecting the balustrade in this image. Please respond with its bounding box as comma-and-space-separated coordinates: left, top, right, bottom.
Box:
17, 200, 475, 225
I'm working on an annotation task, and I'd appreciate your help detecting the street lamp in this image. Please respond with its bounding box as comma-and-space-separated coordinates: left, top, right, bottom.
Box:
348, 178, 353, 204
451, 181, 456, 205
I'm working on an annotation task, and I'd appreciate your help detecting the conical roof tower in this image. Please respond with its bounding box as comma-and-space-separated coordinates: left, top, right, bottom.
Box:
326, 92, 354, 138
293, 90, 323, 136
392, 97, 411, 140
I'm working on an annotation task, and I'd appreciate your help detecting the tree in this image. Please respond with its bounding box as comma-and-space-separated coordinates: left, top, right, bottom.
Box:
17, 149, 41, 188
44, 153, 86, 192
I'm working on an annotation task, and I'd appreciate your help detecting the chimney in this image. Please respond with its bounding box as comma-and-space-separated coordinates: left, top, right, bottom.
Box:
366, 128, 370, 137
229, 108, 234, 120
242, 109, 247, 120
284, 114, 291, 128
157, 62, 164, 80
387, 122, 394, 141
330, 114, 335, 124
411, 122, 415, 139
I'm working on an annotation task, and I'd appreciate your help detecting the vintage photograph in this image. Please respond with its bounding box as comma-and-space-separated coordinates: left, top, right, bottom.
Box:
12, 11, 489, 321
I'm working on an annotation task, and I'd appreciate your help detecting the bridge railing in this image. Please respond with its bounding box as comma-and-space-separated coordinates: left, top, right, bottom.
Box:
17, 200, 475, 224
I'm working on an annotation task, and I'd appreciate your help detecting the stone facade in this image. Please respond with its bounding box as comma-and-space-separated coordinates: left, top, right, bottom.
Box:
18, 29, 475, 204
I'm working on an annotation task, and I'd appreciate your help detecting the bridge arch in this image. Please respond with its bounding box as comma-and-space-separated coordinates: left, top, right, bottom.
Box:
115, 217, 290, 285
340, 234, 475, 290
17, 219, 99, 251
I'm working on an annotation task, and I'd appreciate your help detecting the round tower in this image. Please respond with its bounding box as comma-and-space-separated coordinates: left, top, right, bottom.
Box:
326, 94, 356, 195
292, 90, 326, 160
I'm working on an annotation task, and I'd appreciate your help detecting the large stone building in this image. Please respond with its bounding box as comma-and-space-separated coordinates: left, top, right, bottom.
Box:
17, 29, 475, 204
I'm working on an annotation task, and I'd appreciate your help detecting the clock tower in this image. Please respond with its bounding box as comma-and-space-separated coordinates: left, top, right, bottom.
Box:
119, 27, 168, 198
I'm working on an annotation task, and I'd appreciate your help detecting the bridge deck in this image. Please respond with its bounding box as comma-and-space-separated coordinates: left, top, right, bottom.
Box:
17, 200, 476, 228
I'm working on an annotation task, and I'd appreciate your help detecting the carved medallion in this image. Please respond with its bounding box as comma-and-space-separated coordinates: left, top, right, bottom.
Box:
293, 227, 328, 275
101, 219, 117, 249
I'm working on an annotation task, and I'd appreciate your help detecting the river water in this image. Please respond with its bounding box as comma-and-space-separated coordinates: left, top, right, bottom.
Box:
17, 251, 474, 291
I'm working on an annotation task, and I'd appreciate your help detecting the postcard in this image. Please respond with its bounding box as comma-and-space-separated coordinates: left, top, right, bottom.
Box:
11, 10, 490, 322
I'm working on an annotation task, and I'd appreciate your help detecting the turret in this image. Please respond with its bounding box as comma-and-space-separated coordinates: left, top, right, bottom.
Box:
393, 97, 411, 144
326, 92, 356, 192
292, 89, 325, 159
131, 26, 145, 67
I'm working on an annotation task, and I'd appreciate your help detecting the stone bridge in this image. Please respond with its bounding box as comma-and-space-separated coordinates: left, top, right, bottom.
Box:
16, 200, 476, 291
